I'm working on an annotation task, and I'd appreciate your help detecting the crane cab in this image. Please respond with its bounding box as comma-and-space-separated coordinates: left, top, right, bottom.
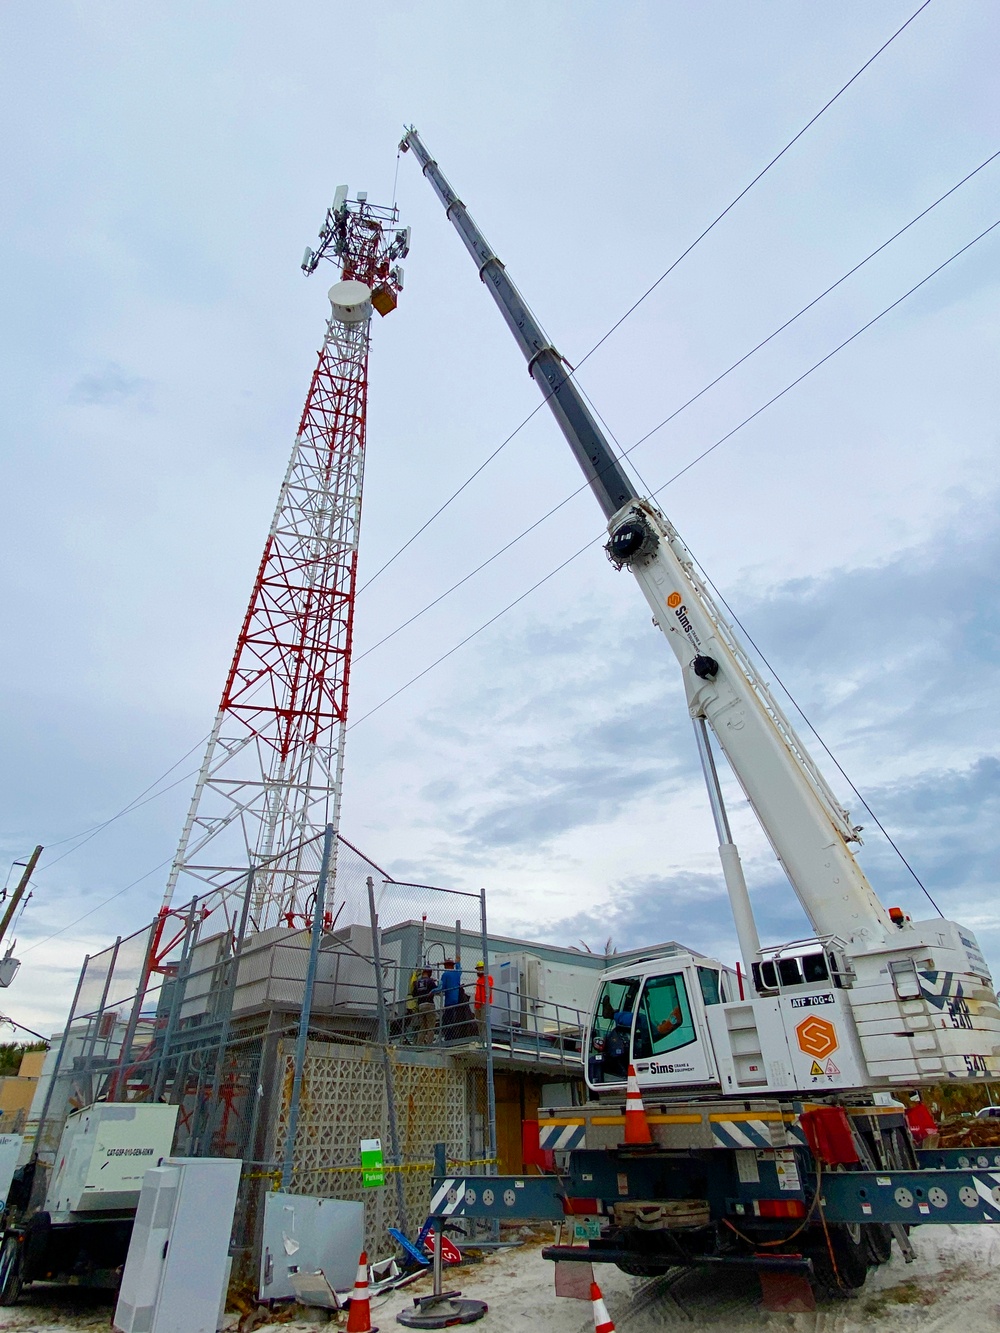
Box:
584, 944, 872, 1099
585, 952, 738, 1095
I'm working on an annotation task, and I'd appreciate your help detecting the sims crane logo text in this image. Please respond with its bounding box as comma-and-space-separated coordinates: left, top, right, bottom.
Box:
666, 591, 699, 643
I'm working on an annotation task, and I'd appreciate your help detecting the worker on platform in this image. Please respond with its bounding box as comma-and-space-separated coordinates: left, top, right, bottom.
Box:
474, 961, 494, 1043
439, 958, 462, 1041
411, 967, 439, 1045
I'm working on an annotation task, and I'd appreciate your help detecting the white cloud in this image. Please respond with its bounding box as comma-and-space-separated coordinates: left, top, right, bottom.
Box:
1, 1, 998, 1033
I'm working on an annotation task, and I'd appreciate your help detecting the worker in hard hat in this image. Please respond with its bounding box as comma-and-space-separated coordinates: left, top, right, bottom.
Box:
411, 967, 439, 1045
474, 961, 494, 1044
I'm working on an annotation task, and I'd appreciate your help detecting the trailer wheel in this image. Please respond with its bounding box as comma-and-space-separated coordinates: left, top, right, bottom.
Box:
863, 1223, 892, 1267
614, 1258, 671, 1278
810, 1223, 868, 1296
0, 1235, 23, 1306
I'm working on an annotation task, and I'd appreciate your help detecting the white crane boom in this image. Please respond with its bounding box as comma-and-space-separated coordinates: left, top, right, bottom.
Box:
402, 127, 1000, 1093
400, 126, 889, 953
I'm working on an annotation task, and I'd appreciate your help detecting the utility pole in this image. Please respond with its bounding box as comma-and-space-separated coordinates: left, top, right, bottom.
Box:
0, 845, 41, 949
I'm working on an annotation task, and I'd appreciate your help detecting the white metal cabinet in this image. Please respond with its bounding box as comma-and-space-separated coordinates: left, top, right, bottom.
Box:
114, 1156, 241, 1333
259, 1191, 364, 1300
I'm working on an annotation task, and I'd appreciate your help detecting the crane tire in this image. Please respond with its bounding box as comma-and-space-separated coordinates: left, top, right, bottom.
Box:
863, 1223, 893, 1266
810, 1222, 868, 1296
614, 1258, 672, 1278
0, 1235, 23, 1306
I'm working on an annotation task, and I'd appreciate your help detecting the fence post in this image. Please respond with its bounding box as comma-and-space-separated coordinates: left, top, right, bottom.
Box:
33, 953, 89, 1163
151, 906, 197, 1104
367, 875, 409, 1238
108, 913, 164, 1101
479, 888, 497, 1177
281, 826, 334, 1191
196, 869, 255, 1155
82, 936, 120, 1073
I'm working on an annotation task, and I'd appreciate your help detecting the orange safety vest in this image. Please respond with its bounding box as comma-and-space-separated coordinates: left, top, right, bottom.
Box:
474, 973, 493, 1009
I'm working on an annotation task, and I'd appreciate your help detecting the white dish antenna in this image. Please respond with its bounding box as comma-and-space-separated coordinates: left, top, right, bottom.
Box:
328, 279, 372, 325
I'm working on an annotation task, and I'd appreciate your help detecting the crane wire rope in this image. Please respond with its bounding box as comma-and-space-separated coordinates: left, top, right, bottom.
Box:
699, 570, 945, 913
340, 216, 998, 911
22, 216, 994, 957
353, 148, 998, 665
358, 0, 933, 594
391, 144, 402, 212
574, 379, 944, 910
575, 387, 945, 912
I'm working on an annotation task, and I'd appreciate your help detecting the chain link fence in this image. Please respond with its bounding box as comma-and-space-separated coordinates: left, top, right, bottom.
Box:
30, 830, 531, 1273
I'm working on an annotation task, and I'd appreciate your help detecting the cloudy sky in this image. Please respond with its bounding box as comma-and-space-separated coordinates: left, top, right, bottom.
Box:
1, 2, 997, 1034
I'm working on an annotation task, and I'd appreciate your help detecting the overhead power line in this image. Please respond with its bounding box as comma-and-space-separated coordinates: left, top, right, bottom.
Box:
23, 218, 990, 961
23, 4, 946, 942
347, 215, 1000, 731
26, 207, 993, 952
355, 150, 999, 666
42, 735, 209, 859
360, 0, 933, 593
20, 855, 176, 956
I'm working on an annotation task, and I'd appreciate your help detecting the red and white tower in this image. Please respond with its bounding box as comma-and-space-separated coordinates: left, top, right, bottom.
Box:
162, 188, 408, 928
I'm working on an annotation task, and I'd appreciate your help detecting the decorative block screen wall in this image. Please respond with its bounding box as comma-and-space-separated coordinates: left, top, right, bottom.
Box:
270, 1040, 472, 1255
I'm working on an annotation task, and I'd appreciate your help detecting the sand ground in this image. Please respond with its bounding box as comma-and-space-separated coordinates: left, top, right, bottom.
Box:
1, 1223, 998, 1333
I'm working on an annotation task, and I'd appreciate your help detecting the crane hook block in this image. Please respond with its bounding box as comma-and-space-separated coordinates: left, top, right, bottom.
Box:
693, 655, 720, 680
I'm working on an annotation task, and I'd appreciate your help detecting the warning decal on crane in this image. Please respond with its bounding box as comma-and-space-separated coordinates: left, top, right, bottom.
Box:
796, 1015, 839, 1061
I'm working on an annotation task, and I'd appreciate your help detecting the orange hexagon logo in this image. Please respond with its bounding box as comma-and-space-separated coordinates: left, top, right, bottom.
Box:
796, 1016, 839, 1061
667, 592, 682, 608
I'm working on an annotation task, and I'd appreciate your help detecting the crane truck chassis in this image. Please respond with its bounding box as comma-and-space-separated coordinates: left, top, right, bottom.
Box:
428, 1132, 1000, 1298
398, 128, 1000, 1299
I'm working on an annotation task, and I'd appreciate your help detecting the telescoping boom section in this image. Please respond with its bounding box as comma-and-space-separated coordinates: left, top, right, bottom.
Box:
401, 127, 1000, 1094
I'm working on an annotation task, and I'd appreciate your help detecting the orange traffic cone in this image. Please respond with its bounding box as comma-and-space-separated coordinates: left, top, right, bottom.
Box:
346, 1250, 378, 1333
623, 1063, 653, 1144
590, 1281, 616, 1333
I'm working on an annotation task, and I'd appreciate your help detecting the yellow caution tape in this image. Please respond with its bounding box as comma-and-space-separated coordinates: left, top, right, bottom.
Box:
245, 1155, 500, 1185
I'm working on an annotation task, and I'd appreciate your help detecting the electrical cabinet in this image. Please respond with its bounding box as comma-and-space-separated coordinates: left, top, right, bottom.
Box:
114, 1156, 241, 1333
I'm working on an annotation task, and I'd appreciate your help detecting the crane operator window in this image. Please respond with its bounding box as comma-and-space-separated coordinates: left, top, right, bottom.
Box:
633, 974, 696, 1059
589, 977, 641, 1083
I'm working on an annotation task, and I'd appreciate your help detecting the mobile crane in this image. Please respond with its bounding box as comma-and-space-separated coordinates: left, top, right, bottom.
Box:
401, 128, 1000, 1298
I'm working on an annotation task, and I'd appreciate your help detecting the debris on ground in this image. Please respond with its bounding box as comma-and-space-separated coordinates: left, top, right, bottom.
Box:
2, 1224, 1000, 1332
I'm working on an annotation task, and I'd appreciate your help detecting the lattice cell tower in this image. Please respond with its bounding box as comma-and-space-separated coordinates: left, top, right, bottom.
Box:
162, 187, 409, 929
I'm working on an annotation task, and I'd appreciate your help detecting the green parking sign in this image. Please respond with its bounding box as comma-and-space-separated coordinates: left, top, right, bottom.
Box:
360, 1138, 385, 1188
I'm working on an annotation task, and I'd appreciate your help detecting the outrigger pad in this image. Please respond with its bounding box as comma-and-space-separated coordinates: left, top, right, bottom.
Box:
758, 1270, 816, 1313
396, 1291, 488, 1328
